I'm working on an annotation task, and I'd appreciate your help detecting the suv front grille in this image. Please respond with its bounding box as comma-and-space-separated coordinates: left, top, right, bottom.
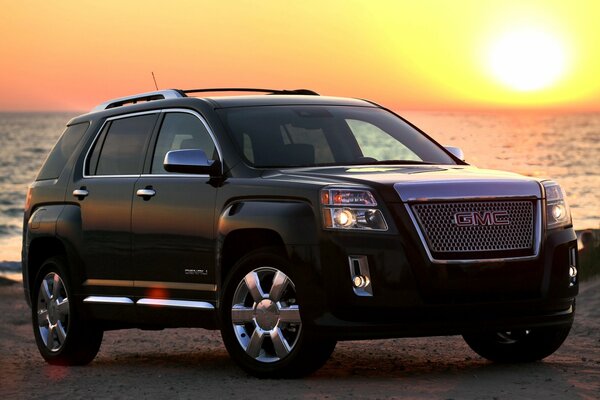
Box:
410, 200, 538, 261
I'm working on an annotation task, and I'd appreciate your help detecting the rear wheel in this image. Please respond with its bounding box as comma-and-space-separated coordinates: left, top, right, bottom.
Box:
463, 323, 572, 363
32, 257, 103, 365
220, 250, 336, 378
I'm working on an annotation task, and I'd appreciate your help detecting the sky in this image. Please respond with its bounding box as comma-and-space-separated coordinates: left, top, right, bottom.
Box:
1, 0, 599, 112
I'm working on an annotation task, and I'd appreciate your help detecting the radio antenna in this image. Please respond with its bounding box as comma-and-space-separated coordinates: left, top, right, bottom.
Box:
151, 72, 159, 90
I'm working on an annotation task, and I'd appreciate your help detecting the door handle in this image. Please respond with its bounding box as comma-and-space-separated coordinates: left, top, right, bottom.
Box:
73, 188, 89, 199
136, 188, 156, 198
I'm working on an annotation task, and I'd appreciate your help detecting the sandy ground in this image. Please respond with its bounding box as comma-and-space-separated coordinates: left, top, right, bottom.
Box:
0, 278, 598, 400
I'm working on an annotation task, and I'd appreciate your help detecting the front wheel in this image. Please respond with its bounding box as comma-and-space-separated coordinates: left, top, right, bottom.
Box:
32, 257, 103, 365
462, 323, 573, 363
220, 250, 336, 378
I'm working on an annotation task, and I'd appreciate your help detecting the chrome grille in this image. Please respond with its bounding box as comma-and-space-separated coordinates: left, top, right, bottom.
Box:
411, 201, 535, 254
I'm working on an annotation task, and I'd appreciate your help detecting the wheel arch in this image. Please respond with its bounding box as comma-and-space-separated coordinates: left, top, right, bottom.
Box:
24, 204, 85, 306
217, 199, 320, 292
26, 237, 68, 300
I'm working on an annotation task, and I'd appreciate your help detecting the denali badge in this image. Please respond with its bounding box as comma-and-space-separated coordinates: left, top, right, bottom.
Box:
185, 268, 208, 276
453, 211, 510, 226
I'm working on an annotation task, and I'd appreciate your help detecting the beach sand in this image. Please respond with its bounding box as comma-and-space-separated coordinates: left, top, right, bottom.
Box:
0, 277, 598, 399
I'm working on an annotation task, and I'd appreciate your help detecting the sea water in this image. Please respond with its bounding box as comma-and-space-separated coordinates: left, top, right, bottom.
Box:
0, 111, 598, 262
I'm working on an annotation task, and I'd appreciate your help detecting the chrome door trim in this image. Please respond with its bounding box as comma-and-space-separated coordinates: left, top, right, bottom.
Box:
82, 296, 215, 309
137, 298, 215, 310
83, 296, 134, 304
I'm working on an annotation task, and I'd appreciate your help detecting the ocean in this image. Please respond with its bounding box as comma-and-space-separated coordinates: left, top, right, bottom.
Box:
0, 111, 599, 262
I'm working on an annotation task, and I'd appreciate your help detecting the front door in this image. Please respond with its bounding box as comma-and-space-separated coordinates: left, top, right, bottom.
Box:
131, 111, 219, 304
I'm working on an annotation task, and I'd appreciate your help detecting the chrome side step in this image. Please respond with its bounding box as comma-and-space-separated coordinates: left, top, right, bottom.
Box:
137, 298, 214, 309
83, 296, 214, 310
83, 296, 134, 304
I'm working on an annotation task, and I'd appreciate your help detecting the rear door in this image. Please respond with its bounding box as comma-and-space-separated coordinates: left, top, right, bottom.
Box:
70, 112, 159, 295
131, 110, 220, 305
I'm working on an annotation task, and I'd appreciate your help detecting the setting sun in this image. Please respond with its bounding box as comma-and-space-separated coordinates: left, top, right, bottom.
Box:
487, 27, 568, 92
0, 1, 599, 111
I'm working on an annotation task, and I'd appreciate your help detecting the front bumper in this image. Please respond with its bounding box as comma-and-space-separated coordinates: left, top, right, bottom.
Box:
298, 225, 578, 340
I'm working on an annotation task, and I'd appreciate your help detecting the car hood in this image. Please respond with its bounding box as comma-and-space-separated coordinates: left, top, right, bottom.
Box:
262, 165, 543, 202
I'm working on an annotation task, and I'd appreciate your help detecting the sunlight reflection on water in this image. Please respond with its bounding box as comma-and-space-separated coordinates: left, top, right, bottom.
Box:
404, 111, 600, 230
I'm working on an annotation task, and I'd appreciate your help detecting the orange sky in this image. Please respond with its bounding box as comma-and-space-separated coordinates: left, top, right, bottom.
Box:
1, 0, 599, 112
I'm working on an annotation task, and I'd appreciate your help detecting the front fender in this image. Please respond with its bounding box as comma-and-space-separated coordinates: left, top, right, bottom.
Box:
218, 200, 318, 246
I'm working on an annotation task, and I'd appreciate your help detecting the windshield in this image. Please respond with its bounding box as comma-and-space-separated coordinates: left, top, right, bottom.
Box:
217, 105, 456, 168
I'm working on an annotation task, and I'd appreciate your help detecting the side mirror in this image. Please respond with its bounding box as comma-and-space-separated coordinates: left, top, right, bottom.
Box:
164, 149, 221, 175
444, 146, 465, 162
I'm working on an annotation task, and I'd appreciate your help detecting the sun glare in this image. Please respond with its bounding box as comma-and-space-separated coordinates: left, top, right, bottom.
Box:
487, 27, 567, 92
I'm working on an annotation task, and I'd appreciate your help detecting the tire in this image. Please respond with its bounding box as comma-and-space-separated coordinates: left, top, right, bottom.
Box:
463, 323, 572, 363
31, 256, 103, 365
220, 249, 336, 378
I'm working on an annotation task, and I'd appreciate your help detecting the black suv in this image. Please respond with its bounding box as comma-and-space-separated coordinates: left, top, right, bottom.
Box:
23, 88, 578, 378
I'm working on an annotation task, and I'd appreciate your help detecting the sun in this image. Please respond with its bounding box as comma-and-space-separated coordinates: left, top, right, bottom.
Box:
487, 27, 567, 92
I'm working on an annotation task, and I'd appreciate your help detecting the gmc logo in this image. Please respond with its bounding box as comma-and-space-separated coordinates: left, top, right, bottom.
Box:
453, 211, 510, 226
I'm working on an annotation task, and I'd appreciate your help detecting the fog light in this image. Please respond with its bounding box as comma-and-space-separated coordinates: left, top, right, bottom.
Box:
352, 275, 370, 288
348, 256, 373, 296
569, 266, 577, 278
569, 247, 577, 287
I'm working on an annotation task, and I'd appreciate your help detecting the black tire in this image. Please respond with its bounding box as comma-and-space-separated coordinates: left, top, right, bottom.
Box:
220, 249, 336, 378
463, 323, 572, 363
31, 256, 103, 365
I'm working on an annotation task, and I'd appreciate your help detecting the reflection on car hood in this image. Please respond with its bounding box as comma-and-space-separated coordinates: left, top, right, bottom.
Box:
262, 165, 543, 201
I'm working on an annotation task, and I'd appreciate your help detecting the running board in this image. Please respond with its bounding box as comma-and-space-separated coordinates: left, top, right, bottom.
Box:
137, 298, 214, 309
83, 296, 214, 310
83, 296, 134, 304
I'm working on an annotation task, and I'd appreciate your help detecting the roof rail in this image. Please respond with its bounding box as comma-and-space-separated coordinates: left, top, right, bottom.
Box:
91, 89, 186, 112
91, 88, 319, 112
183, 88, 319, 96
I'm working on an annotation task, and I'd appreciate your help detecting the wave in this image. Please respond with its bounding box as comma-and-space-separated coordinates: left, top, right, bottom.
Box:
0, 224, 21, 237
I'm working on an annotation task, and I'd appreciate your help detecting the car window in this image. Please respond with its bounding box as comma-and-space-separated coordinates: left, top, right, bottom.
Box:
37, 122, 89, 180
151, 112, 216, 174
346, 119, 420, 161
281, 124, 335, 164
218, 105, 455, 167
91, 113, 158, 176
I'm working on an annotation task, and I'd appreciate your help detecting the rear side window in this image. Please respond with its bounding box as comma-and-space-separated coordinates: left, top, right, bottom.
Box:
88, 114, 158, 176
37, 122, 89, 181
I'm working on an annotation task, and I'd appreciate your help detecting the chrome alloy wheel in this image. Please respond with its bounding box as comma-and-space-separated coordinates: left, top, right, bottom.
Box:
231, 267, 301, 363
36, 272, 70, 352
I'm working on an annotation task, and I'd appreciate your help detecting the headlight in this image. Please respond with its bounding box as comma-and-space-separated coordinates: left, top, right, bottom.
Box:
543, 181, 572, 230
321, 188, 388, 231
